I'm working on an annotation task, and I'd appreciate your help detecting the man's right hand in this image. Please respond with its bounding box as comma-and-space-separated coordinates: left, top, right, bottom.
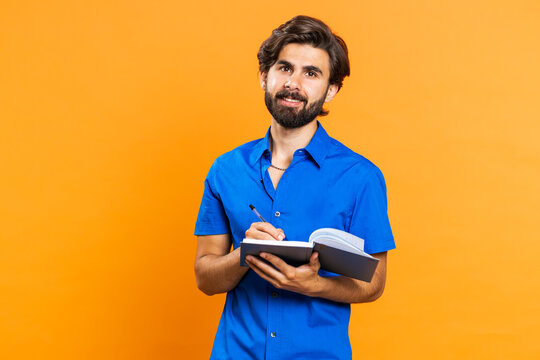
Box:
245, 222, 285, 241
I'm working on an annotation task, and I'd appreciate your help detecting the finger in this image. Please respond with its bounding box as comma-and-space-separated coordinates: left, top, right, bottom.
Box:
245, 228, 277, 240
247, 259, 280, 288
248, 253, 288, 282
255, 223, 285, 240
252, 222, 285, 241
245, 256, 283, 287
245, 222, 277, 240
260, 252, 296, 280
309, 252, 321, 271
260, 252, 290, 271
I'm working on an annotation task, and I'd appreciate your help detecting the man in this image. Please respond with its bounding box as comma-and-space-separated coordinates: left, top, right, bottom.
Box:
194, 15, 395, 359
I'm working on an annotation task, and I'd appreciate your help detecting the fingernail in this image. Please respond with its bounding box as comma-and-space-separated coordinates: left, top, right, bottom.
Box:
278, 234, 285, 240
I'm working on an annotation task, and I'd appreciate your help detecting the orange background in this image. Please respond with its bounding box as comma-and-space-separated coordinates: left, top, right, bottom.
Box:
1, 1, 539, 359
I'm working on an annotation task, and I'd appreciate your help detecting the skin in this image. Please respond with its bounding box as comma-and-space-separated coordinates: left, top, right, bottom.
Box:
195, 43, 388, 303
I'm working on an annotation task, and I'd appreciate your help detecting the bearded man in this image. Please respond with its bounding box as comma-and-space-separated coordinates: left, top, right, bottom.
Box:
194, 15, 395, 360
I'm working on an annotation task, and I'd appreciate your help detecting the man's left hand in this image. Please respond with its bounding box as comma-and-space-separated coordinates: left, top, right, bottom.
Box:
245, 252, 322, 297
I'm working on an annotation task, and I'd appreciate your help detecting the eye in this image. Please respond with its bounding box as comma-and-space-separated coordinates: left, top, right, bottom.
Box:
279, 65, 291, 72
306, 71, 318, 78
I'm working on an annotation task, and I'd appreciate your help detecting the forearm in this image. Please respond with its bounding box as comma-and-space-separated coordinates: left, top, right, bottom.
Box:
309, 274, 385, 304
195, 247, 249, 295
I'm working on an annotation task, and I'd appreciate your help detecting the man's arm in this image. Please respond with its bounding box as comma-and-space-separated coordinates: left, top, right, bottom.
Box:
313, 252, 387, 303
245, 251, 387, 303
194, 234, 247, 295
194, 223, 286, 295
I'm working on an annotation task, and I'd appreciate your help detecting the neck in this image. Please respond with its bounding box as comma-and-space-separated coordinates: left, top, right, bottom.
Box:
269, 119, 318, 167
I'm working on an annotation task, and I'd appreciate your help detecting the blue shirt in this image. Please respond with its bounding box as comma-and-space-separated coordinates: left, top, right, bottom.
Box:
195, 123, 395, 360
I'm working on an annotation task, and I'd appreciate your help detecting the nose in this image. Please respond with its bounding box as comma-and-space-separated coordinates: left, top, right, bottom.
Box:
285, 72, 301, 91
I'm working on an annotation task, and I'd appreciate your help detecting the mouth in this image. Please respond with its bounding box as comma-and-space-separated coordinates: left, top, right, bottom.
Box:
278, 97, 304, 108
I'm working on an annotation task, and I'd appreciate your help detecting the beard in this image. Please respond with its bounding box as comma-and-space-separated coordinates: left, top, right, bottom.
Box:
264, 89, 326, 129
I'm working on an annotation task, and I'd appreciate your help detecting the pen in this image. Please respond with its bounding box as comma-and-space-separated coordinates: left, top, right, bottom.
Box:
249, 204, 267, 222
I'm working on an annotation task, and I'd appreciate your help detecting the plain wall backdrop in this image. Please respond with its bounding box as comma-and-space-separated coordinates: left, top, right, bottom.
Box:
1, 1, 539, 359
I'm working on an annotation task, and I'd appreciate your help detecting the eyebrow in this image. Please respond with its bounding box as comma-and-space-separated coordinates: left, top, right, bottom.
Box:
276, 60, 324, 76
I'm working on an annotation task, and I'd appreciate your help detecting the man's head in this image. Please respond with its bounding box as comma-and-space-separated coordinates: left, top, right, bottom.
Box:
258, 15, 350, 128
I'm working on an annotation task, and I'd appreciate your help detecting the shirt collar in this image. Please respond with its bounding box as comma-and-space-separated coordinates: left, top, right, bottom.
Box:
249, 128, 271, 166
303, 121, 331, 168
249, 121, 331, 168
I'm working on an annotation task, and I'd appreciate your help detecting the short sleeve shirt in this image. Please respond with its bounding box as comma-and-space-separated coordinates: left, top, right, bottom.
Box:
195, 123, 395, 360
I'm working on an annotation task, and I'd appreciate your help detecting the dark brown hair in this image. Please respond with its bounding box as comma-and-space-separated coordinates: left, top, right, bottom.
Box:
257, 15, 350, 92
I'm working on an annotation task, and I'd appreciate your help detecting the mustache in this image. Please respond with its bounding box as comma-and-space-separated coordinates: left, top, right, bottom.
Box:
275, 90, 307, 103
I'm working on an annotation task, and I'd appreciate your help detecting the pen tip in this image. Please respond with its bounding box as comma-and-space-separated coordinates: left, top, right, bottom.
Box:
249, 204, 255, 210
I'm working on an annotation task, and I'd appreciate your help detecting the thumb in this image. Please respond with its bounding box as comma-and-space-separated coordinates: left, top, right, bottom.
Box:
309, 252, 320, 268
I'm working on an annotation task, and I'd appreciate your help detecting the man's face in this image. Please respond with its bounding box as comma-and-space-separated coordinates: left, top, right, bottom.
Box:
261, 43, 338, 128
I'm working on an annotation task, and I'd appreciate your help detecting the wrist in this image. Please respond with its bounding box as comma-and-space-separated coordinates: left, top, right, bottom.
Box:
307, 275, 330, 298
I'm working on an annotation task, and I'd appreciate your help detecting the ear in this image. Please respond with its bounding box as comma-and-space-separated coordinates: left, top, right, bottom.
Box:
324, 84, 339, 103
259, 72, 267, 90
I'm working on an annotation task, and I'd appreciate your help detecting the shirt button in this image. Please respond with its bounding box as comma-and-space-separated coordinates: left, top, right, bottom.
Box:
274, 211, 280, 217
270, 332, 276, 338
272, 291, 278, 298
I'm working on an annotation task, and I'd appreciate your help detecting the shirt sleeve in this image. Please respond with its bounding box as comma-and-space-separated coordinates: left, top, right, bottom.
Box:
348, 165, 395, 254
194, 160, 231, 236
